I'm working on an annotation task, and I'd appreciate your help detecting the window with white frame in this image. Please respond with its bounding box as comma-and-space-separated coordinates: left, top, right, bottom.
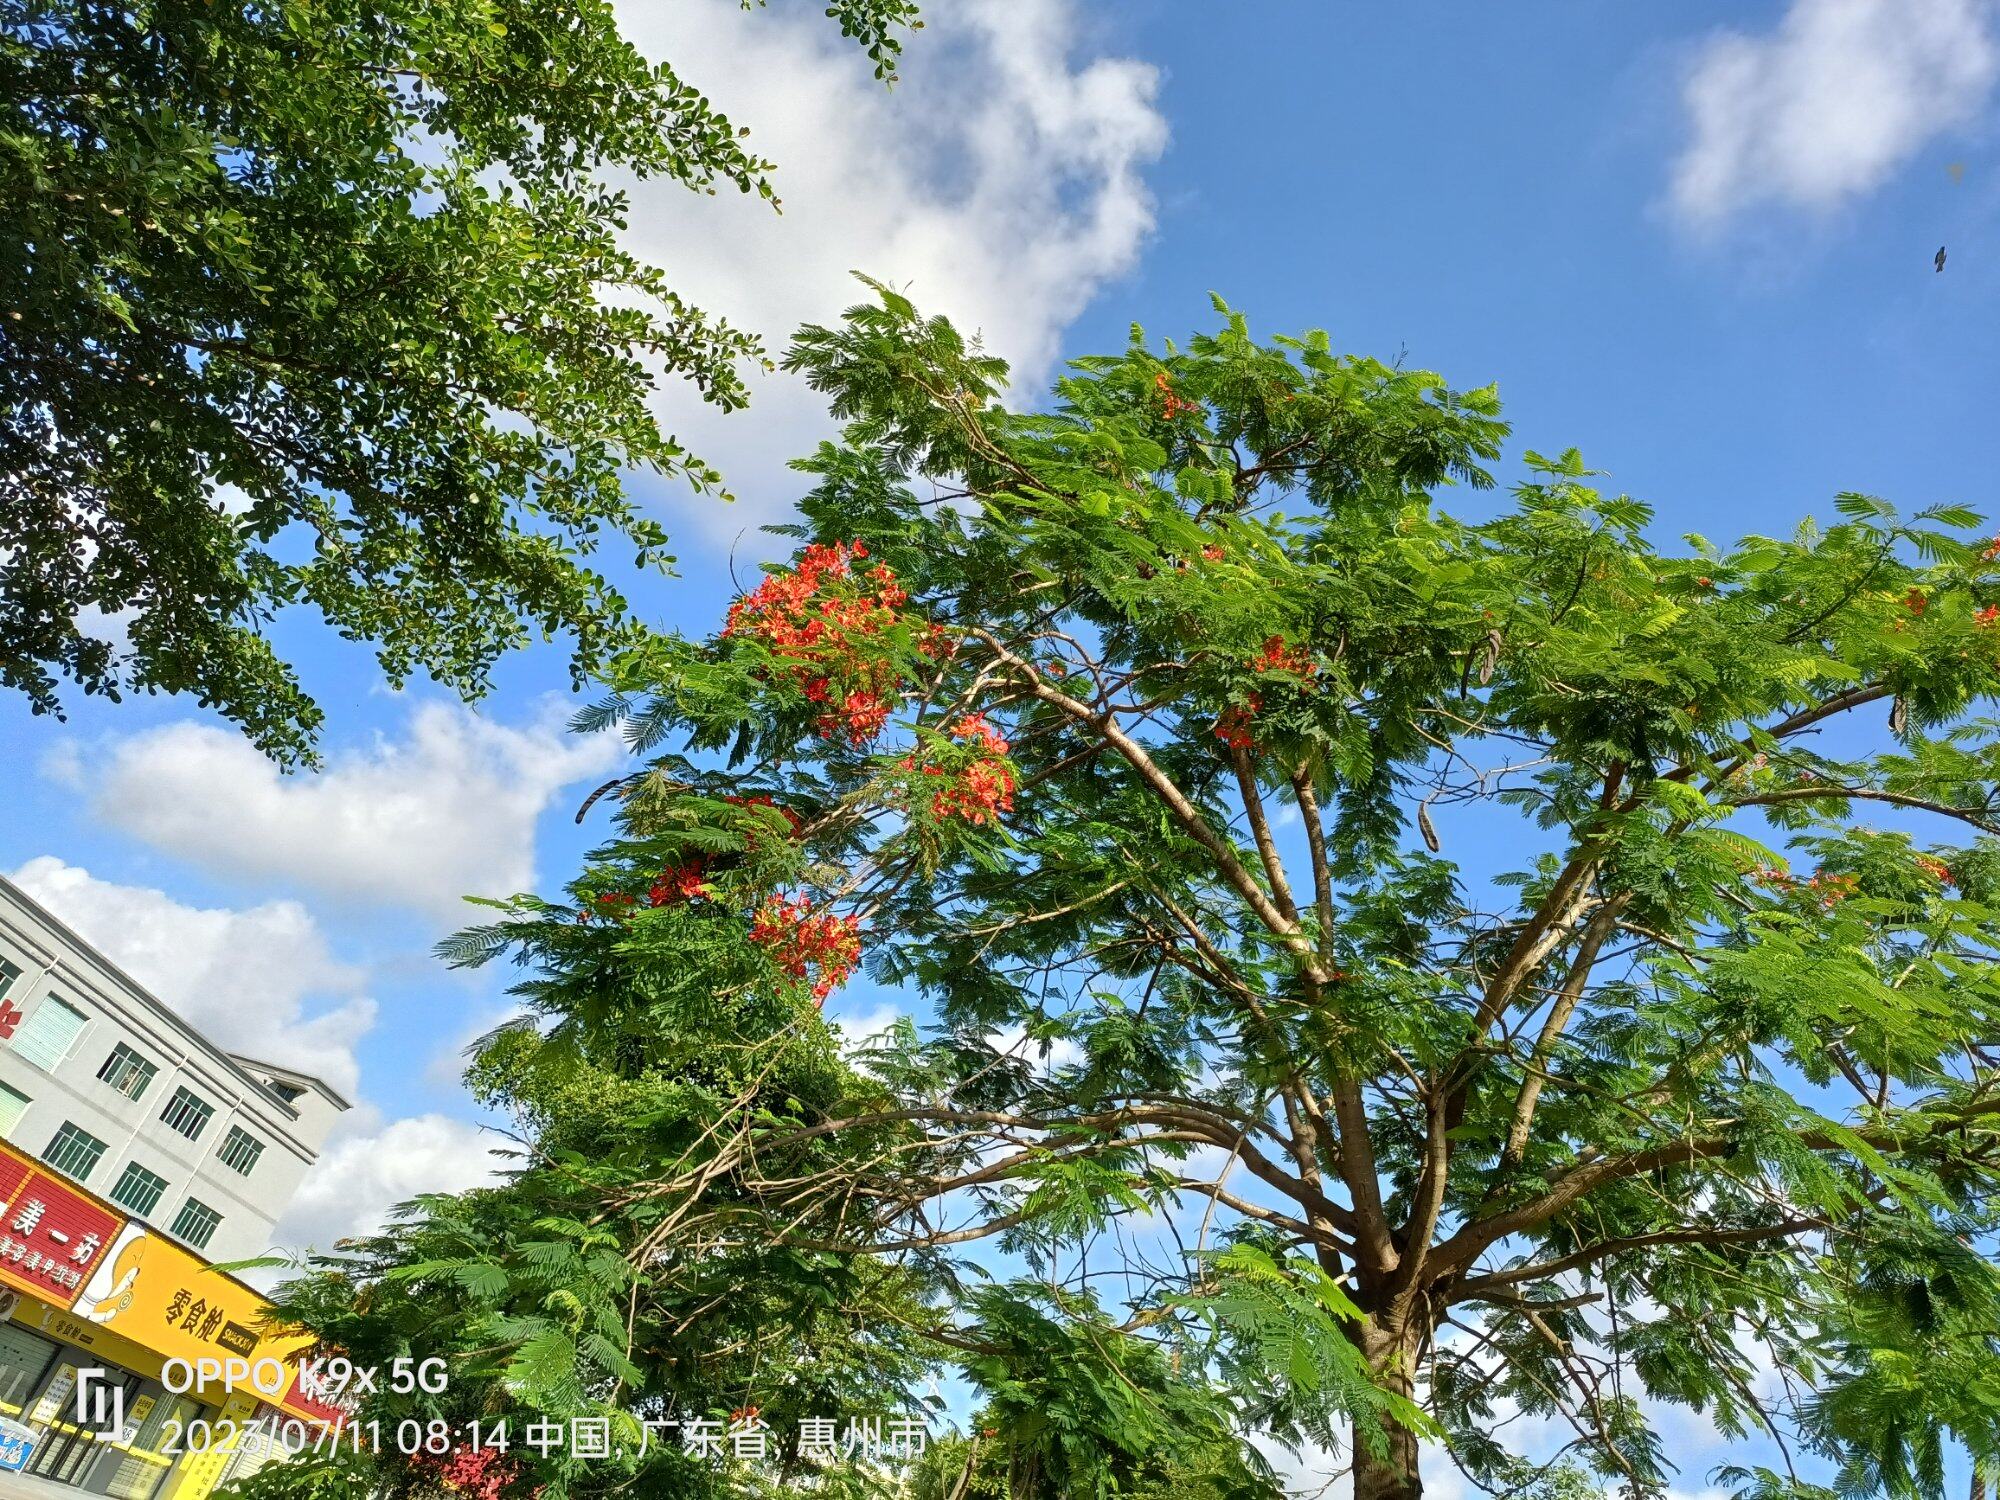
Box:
218, 1124, 264, 1176
169, 1196, 222, 1250
43, 1120, 107, 1182
109, 1161, 168, 1218
159, 1085, 214, 1141
97, 1042, 158, 1101
10, 995, 86, 1071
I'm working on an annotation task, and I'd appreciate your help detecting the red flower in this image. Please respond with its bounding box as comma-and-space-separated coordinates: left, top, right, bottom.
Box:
1213, 700, 1259, 751
1212, 637, 1315, 753
1251, 635, 1316, 676
1977, 605, 2000, 627
949, 713, 1009, 756
1154, 370, 1199, 420
912, 715, 1018, 825
648, 860, 711, 907
1906, 588, 1929, 616
412, 1438, 536, 1500
751, 895, 863, 1003
932, 759, 1017, 825
725, 541, 910, 745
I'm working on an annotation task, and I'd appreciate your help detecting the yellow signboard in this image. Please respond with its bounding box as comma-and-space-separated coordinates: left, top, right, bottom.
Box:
78, 1224, 276, 1366
18, 1294, 170, 1384
75, 1224, 324, 1419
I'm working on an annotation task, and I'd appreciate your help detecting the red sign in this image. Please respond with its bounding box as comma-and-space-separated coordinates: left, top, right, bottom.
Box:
281, 1361, 356, 1428
0, 1161, 124, 1307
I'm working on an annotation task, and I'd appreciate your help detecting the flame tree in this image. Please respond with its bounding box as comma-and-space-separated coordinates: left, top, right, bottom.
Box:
248, 285, 2000, 1500
1, 0, 918, 762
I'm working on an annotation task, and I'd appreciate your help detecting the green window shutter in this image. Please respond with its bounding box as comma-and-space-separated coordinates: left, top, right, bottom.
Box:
109, 1162, 168, 1218
11, 996, 86, 1071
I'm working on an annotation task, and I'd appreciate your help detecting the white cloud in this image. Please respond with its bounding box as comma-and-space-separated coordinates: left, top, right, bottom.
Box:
617, 0, 1167, 534
53, 698, 622, 926
7, 856, 375, 1096
1669, 0, 1999, 227
986, 1021, 1085, 1074
272, 1107, 508, 1252
827, 999, 906, 1049
425, 1001, 527, 1090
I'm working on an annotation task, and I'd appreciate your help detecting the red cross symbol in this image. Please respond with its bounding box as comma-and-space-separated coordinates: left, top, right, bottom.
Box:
0, 1001, 21, 1041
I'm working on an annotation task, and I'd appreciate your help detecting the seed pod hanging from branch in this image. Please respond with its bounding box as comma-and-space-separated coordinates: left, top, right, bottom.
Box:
1418, 801, 1441, 853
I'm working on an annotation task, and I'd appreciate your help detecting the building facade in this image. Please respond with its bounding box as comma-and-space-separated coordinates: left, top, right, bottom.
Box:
0, 876, 350, 1497
0, 877, 348, 1265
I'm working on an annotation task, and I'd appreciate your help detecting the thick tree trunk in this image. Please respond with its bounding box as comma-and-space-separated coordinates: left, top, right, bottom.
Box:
1351, 1319, 1423, 1500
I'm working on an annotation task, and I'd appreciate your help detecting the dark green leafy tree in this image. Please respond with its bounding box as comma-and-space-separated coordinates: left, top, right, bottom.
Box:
249, 287, 2000, 1500
0, 0, 919, 762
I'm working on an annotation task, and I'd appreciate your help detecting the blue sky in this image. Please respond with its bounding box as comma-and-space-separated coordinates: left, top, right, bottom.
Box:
5, 0, 1999, 1488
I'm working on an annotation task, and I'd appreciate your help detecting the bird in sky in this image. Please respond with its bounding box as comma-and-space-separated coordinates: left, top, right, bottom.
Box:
1936, 245, 1948, 273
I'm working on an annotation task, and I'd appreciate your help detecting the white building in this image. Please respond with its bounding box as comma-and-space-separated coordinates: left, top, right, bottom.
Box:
0, 875, 347, 1263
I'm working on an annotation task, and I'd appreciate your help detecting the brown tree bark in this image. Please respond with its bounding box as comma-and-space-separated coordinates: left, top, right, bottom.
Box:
1350, 1317, 1424, 1500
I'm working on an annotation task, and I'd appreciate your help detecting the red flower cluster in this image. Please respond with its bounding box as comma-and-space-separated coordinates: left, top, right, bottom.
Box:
725, 541, 909, 745
933, 715, 1017, 825
1155, 370, 1200, 421
648, 795, 806, 906
648, 860, 710, 907
1754, 867, 1859, 907
414, 1442, 535, 1500
1214, 636, 1317, 751
1978, 605, 2000, 627
751, 894, 862, 1003
903, 715, 1018, 825
812, 682, 894, 742
1251, 635, 1317, 677
1984, 537, 2000, 562
1905, 588, 1929, 617
583, 795, 805, 919
583, 891, 636, 921
949, 713, 1009, 756
1214, 700, 1260, 751
1914, 854, 1956, 886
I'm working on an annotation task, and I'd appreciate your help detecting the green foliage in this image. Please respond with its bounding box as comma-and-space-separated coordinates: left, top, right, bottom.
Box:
1178, 1241, 1437, 1462
0, 0, 919, 762
953, 1283, 1275, 1500
257, 287, 2000, 1499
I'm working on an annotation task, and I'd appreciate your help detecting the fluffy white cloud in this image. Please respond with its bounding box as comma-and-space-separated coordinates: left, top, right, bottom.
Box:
272, 1107, 507, 1251
7, 856, 375, 1096
1669, 0, 1998, 227
50, 699, 622, 926
617, 0, 1167, 533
